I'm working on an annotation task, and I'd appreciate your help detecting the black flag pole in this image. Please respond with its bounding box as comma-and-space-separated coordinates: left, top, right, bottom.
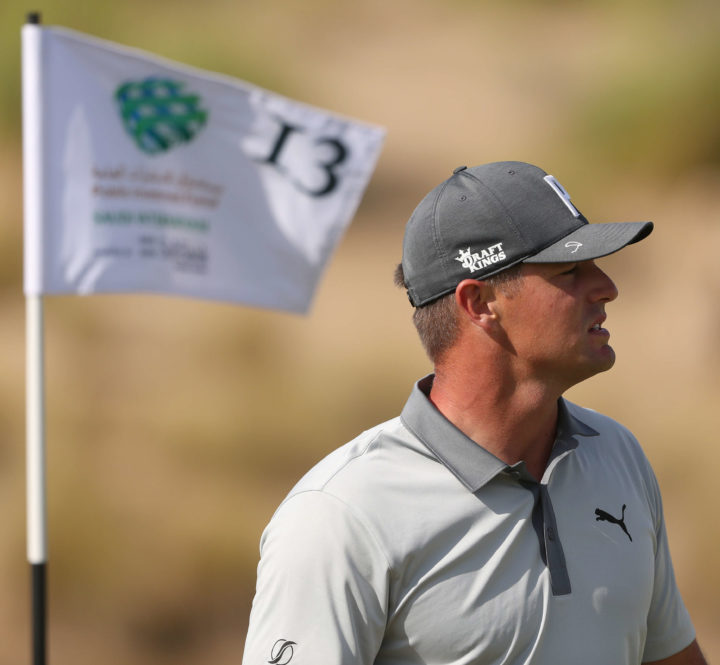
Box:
23, 10, 47, 665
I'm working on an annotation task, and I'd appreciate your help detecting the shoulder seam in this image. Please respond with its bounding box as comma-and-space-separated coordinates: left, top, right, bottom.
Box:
317, 427, 386, 492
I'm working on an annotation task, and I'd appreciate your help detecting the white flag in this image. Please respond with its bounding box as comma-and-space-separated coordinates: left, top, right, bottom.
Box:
22, 25, 384, 313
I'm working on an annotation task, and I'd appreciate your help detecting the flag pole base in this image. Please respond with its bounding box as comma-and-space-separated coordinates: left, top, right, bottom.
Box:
31, 562, 46, 665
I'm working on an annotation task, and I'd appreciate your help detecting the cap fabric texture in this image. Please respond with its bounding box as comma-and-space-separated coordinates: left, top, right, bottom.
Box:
401, 161, 653, 307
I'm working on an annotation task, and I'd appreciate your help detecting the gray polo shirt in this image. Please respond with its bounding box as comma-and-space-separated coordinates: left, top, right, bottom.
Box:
243, 376, 694, 665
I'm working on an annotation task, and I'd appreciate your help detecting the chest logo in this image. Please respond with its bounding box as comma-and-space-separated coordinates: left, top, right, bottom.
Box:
595, 504, 632, 542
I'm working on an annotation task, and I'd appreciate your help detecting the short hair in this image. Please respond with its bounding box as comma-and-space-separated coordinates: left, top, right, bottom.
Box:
394, 263, 523, 362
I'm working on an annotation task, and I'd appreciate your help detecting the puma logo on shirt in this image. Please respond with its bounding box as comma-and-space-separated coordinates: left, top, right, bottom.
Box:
595, 504, 632, 542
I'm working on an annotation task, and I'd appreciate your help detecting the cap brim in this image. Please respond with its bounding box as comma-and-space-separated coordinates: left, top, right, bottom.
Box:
523, 221, 653, 264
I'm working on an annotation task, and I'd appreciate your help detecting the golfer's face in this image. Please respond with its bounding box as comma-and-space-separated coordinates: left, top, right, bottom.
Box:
495, 260, 619, 390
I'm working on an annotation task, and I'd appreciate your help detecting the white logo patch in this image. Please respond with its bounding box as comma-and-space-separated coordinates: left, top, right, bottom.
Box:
455, 243, 506, 273
544, 175, 581, 218
565, 241, 583, 253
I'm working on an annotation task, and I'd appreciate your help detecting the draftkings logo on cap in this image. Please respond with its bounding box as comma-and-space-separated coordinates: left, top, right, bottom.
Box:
455, 243, 507, 273
114, 77, 208, 154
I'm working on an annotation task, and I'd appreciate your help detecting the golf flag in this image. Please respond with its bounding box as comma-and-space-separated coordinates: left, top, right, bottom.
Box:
22, 25, 384, 313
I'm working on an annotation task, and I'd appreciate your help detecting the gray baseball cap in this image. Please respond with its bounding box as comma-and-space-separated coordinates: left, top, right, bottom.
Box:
401, 161, 653, 307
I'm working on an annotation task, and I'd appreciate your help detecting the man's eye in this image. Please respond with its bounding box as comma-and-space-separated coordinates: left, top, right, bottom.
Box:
560, 265, 578, 275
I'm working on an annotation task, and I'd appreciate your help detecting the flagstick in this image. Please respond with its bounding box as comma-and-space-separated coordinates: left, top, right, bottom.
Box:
23, 12, 47, 665
27, 295, 47, 665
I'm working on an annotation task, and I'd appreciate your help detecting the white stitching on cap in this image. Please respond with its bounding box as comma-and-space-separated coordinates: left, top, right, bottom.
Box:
564, 241, 583, 253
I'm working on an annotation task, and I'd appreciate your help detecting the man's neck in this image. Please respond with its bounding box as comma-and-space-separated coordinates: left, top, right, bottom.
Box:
429, 364, 561, 482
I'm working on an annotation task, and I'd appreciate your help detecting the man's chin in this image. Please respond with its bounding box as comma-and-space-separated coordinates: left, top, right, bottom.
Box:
563, 349, 617, 389
583, 347, 617, 380
599, 345, 617, 371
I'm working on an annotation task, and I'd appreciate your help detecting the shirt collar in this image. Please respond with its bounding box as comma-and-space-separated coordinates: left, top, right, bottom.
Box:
400, 374, 599, 492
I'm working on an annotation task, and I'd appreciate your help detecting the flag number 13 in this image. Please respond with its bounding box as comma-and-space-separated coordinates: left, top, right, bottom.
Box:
262, 121, 349, 197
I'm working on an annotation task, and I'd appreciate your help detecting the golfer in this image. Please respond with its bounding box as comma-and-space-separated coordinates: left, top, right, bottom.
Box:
242, 162, 706, 664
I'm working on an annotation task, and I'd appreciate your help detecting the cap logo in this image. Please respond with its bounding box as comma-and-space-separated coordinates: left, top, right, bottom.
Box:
455, 243, 507, 273
543, 175, 581, 218
565, 241, 583, 253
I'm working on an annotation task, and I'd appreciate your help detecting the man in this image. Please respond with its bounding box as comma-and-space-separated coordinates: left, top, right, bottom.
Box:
242, 162, 705, 664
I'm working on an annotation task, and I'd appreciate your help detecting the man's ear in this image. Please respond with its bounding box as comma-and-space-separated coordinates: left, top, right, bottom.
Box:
455, 279, 499, 331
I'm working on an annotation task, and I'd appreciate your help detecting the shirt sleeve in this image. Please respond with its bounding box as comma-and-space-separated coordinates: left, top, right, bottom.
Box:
641, 469, 696, 662
242, 489, 390, 665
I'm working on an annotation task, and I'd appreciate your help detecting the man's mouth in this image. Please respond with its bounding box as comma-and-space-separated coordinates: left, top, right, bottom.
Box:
589, 316, 608, 334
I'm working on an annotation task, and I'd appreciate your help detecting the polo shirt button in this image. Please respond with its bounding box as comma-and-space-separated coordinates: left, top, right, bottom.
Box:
546, 527, 556, 541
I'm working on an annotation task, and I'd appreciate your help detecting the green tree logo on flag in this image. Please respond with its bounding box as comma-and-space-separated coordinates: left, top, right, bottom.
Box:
115, 77, 208, 154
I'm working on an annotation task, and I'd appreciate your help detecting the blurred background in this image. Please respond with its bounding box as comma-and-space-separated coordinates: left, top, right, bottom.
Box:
1, 0, 719, 663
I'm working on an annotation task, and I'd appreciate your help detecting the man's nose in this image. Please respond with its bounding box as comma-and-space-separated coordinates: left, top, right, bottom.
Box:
588, 262, 619, 303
